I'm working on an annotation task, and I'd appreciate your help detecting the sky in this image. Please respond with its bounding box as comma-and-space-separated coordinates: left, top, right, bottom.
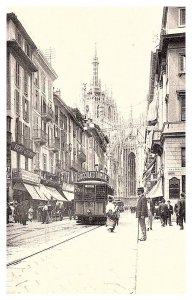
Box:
6, 5, 163, 120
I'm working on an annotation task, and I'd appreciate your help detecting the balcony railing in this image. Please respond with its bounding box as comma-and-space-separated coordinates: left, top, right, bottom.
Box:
15, 135, 33, 150
12, 168, 40, 184
41, 104, 54, 122
33, 129, 47, 145
40, 170, 61, 187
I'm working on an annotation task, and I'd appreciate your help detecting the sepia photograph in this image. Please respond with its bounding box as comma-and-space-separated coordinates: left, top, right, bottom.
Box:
2, 0, 190, 297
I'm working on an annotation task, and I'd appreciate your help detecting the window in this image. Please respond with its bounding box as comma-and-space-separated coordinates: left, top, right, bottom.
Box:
55, 106, 58, 124
181, 97, 185, 121
43, 154, 47, 171
15, 29, 23, 47
41, 73, 46, 93
23, 71, 28, 96
97, 105, 99, 118
14, 89, 20, 115
182, 175, 185, 193
25, 41, 30, 57
17, 153, 20, 169
23, 97, 29, 123
181, 147, 185, 167
34, 68, 39, 87
179, 8, 186, 27
48, 81, 52, 100
15, 62, 20, 87
25, 157, 29, 171
179, 53, 186, 73
34, 90, 39, 111
169, 177, 180, 199
50, 153, 54, 173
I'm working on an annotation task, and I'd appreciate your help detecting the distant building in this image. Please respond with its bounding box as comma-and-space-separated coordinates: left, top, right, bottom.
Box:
144, 6, 185, 204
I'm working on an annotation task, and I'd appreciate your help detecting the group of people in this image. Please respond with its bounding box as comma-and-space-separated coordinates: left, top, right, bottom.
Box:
7, 201, 34, 225
7, 201, 74, 226
136, 187, 186, 241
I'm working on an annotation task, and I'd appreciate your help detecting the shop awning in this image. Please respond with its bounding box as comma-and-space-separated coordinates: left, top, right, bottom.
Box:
63, 191, 74, 201
146, 179, 163, 198
23, 183, 42, 200
13, 182, 45, 201
34, 185, 48, 201
45, 186, 67, 202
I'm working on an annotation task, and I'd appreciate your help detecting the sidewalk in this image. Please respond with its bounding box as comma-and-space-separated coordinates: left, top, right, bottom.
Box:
136, 217, 186, 294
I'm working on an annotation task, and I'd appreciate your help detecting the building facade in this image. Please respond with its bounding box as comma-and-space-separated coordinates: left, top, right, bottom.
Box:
6, 13, 109, 218
143, 6, 186, 205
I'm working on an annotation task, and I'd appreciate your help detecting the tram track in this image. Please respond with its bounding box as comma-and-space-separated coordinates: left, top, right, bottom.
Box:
7, 224, 101, 267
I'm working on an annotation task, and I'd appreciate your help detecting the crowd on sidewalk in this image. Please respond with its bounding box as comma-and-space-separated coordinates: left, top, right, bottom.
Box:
136, 187, 186, 241
7, 201, 74, 226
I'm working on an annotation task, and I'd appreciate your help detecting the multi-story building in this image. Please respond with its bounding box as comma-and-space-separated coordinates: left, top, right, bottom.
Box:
53, 91, 109, 200
7, 13, 67, 218
7, 13, 38, 206
143, 6, 186, 205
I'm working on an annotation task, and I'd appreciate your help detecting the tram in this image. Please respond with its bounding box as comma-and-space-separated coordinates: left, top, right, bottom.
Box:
74, 170, 114, 225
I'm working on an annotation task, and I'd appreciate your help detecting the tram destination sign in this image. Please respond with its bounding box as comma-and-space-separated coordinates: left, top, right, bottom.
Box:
77, 171, 109, 183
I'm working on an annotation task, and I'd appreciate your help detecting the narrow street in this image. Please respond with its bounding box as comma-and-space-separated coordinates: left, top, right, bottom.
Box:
7, 211, 185, 294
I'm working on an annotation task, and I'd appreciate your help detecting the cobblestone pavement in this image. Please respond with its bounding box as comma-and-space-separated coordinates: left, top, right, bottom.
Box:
7, 212, 138, 294
6, 211, 186, 294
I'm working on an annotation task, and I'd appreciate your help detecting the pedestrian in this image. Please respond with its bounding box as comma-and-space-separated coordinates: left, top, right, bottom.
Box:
136, 187, 148, 241
20, 202, 28, 226
146, 198, 155, 231
106, 196, 116, 232
28, 206, 34, 222
174, 202, 179, 225
7, 203, 12, 224
166, 200, 173, 226
177, 193, 186, 230
42, 203, 49, 224
115, 206, 120, 226
158, 198, 168, 227
68, 206, 72, 220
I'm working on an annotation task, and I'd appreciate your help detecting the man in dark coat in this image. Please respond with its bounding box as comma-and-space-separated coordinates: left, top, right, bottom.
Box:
158, 198, 168, 226
166, 200, 173, 226
136, 187, 148, 241
177, 193, 186, 230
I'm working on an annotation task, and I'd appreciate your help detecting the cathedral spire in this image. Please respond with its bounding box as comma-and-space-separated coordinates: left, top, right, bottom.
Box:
92, 43, 99, 88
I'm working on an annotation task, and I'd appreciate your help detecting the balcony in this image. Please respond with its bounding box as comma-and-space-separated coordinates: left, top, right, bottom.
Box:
40, 170, 61, 187
12, 168, 40, 184
49, 138, 60, 152
7, 40, 37, 72
78, 149, 86, 163
41, 104, 54, 122
151, 130, 163, 156
11, 135, 35, 159
33, 129, 47, 145
70, 160, 81, 172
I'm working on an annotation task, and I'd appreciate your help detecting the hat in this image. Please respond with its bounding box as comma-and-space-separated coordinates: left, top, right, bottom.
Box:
137, 187, 144, 193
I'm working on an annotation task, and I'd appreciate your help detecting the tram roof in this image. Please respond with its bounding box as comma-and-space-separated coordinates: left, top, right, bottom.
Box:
75, 180, 109, 185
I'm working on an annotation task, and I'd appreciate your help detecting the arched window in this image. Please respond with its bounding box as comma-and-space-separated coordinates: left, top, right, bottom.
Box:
128, 152, 136, 196
169, 177, 180, 198
108, 106, 112, 120
96, 105, 99, 118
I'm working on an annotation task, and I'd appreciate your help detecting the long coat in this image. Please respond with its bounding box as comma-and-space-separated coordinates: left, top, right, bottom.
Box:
136, 194, 148, 218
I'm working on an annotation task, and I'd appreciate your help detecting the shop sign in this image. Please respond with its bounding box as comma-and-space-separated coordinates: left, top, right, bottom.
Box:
21, 170, 40, 184
11, 142, 35, 159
